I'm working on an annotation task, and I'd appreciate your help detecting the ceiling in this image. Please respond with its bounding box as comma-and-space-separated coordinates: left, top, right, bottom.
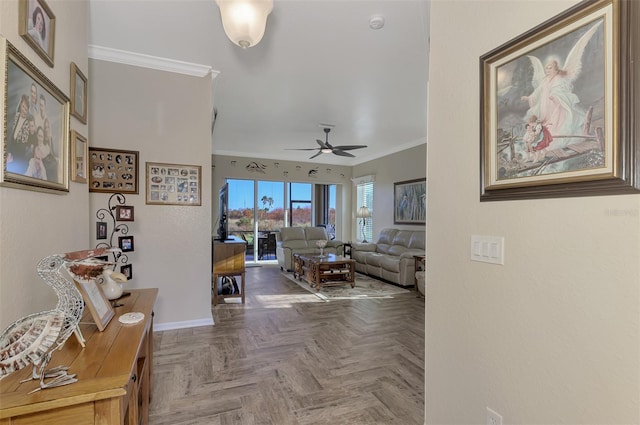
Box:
88, 0, 429, 166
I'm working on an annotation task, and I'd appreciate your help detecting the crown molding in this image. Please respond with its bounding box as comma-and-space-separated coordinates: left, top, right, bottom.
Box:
88, 45, 220, 79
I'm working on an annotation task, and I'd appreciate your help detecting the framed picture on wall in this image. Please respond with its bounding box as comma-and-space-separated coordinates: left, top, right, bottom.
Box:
116, 205, 134, 221
18, 0, 56, 67
96, 221, 108, 240
89, 147, 139, 194
121, 264, 132, 280
0, 37, 69, 193
394, 178, 426, 224
70, 62, 87, 124
118, 236, 134, 252
70, 130, 88, 183
145, 162, 202, 206
480, 0, 640, 200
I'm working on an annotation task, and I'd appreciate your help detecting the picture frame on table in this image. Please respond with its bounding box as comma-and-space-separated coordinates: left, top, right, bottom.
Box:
73, 278, 114, 332
118, 236, 134, 252
70, 130, 87, 183
0, 37, 69, 193
121, 264, 132, 280
393, 178, 426, 225
70, 62, 87, 124
480, 0, 640, 201
146, 162, 202, 206
96, 221, 108, 240
89, 147, 139, 194
116, 205, 134, 221
18, 0, 55, 67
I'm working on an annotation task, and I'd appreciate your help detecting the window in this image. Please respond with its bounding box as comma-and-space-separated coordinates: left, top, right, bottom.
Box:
356, 181, 373, 242
288, 182, 312, 226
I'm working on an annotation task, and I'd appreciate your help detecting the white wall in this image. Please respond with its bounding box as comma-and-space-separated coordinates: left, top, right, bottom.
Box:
0, 0, 90, 330
426, 1, 640, 424
90, 60, 213, 329
352, 144, 427, 241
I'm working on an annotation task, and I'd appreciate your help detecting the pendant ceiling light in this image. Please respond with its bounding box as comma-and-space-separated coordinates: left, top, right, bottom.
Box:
216, 0, 273, 49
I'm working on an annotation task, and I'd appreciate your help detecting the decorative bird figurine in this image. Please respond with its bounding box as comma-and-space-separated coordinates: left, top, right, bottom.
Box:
0, 248, 111, 393
101, 269, 128, 300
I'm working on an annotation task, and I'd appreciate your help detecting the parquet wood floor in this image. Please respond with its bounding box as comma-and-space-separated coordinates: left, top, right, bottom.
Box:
150, 265, 425, 425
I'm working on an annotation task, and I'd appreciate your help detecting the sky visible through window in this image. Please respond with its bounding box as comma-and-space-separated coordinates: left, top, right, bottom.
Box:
227, 180, 334, 210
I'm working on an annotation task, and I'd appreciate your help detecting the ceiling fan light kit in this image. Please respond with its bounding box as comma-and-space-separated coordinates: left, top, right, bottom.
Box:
216, 0, 273, 49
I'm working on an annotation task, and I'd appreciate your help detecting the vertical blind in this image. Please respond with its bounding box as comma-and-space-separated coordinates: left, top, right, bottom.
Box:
356, 182, 374, 242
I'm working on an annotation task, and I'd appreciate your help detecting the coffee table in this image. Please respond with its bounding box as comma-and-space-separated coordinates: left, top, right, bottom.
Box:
293, 253, 356, 291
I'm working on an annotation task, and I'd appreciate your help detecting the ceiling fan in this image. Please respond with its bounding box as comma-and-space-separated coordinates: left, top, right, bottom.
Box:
287, 127, 367, 159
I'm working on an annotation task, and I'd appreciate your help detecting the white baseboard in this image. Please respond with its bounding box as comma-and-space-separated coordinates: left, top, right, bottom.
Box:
154, 317, 214, 332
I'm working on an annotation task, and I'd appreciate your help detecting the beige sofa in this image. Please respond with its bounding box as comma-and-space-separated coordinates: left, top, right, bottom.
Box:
351, 228, 425, 287
276, 227, 344, 271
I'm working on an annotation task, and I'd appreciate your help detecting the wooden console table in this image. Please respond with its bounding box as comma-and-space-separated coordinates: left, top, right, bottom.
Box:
0, 288, 158, 425
212, 238, 246, 305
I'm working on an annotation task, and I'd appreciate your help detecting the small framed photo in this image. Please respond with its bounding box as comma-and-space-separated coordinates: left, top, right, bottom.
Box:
70, 130, 88, 183
70, 62, 87, 124
121, 264, 132, 280
89, 147, 139, 194
146, 162, 202, 206
118, 236, 134, 252
73, 278, 114, 332
96, 221, 108, 240
18, 0, 55, 67
116, 205, 134, 221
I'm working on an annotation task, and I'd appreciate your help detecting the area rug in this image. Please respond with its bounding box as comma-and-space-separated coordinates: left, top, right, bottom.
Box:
282, 271, 409, 301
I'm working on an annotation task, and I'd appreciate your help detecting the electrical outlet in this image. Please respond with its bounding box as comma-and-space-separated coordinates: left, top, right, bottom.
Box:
487, 407, 503, 425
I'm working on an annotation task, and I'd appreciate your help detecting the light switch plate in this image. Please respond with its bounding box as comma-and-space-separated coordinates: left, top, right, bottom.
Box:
471, 235, 504, 265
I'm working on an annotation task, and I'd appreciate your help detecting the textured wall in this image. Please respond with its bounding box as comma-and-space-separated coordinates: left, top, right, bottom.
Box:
1, 0, 90, 330
426, 1, 640, 423
89, 60, 212, 328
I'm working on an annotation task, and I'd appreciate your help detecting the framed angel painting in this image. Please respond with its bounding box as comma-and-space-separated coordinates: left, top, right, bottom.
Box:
480, 0, 640, 201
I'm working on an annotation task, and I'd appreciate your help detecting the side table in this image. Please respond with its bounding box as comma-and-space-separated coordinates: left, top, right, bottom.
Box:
414, 255, 426, 298
343, 242, 352, 258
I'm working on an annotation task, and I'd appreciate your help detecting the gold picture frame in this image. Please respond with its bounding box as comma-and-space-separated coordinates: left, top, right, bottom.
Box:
73, 278, 114, 332
18, 0, 55, 67
70, 130, 87, 183
479, 0, 640, 200
146, 162, 202, 206
89, 147, 139, 194
70, 62, 87, 124
0, 37, 69, 193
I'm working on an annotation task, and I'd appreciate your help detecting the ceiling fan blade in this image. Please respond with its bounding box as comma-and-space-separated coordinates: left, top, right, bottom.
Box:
316, 139, 330, 149
332, 149, 355, 158
309, 151, 323, 159
285, 148, 319, 151
332, 145, 367, 151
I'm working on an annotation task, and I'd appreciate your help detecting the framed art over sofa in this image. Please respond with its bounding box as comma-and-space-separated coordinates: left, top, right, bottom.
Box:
394, 178, 426, 225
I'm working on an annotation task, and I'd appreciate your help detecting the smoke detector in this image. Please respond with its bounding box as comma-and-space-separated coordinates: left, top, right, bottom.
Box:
369, 15, 385, 30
